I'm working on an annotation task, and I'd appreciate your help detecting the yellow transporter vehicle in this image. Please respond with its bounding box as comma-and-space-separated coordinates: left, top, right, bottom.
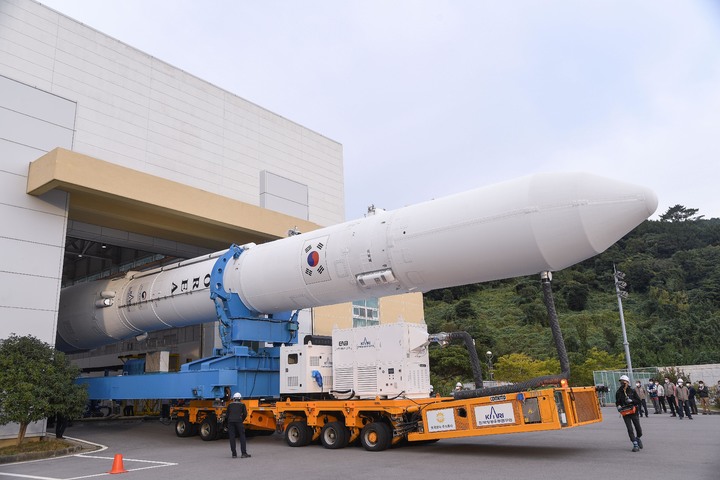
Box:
172, 399, 278, 441
172, 386, 601, 450
274, 386, 601, 451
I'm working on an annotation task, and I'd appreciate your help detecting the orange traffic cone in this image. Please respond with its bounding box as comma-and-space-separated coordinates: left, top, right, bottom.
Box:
108, 453, 128, 474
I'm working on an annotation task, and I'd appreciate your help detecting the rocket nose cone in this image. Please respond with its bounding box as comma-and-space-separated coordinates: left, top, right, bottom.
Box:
643, 186, 659, 218
577, 175, 658, 255
530, 173, 659, 271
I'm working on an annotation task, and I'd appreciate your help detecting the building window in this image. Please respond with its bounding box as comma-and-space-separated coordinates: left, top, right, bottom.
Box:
352, 299, 379, 327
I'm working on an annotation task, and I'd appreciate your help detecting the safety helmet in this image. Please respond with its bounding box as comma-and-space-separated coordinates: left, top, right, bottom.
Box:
677, 378, 684, 384
456, 382, 462, 387
233, 392, 242, 399
619, 375, 630, 382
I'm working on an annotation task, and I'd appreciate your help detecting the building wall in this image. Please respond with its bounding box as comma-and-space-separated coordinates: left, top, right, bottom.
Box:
313, 303, 353, 336
0, 0, 426, 442
0, 75, 75, 343
0, 0, 344, 227
0, 74, 75, 440
313, 294, 425, 335
379, 293, 425, 325
0, 0, 344, 440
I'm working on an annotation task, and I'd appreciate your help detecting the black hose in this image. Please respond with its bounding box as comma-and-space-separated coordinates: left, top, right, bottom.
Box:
330, 389, 355, 400
454, 272, 570, 400
541, 274, 570, 375
449, 331, 483, 389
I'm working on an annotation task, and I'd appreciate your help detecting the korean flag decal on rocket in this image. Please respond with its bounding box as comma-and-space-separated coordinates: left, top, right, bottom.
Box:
302, 236, 331, 285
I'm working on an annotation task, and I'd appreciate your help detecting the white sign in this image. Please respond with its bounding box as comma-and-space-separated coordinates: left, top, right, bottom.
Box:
474, 403, 516, 427
426, 408, 456, 432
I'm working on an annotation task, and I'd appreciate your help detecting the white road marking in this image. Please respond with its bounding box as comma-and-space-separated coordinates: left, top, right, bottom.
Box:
0, 446, 177, 480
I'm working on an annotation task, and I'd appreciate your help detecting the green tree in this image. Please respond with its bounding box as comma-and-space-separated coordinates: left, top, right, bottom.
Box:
659, 205, 703, 222
424, 216, 720, 379
429, 345, 474, 381
0, 334, 87, 445
454, 299, 476, 318
570, 347, 625, 386
561, 281, 590, 311
493, 353, 559, 383
657, 366, 690, 384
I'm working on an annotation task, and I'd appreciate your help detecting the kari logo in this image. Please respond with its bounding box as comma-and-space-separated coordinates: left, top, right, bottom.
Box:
302, 236, 331, 285
474, 403, 515, 427
484, 406, 505, 420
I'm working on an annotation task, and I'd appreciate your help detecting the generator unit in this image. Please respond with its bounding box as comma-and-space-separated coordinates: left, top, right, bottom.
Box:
332, 322, 431, 399
280, 343, 333, 396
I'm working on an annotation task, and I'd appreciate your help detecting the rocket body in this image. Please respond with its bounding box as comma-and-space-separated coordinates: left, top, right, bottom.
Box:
230, 172, 656, 312
56, 172, 657, 352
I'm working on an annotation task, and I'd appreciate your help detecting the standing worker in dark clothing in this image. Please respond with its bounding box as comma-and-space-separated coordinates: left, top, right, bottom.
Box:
55, 412, 68, 439
615, 375, 643, 452
646, 379, 660, 414
687, 382, 698, 415
226, 392, 250, 458
675, 379, 693, 420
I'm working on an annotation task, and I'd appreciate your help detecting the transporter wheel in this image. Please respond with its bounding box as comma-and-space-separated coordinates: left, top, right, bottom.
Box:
307, 425, 316, 443
360, 422, 392, 452
320, 421, 349, 449
285, 421, 311, 447
199, 418, 219, 441
175, 418, 196, 437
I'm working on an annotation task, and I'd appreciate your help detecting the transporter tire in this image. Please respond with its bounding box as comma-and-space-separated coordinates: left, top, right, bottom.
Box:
360, 422, 392, 452
199, 418, 219, 441
175, 418, 196, 437
320, 421, 349, 449
285, 421, 312, 447
307, 425, 316, 443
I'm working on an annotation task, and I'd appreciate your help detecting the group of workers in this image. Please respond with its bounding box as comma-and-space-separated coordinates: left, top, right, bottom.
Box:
615, 375, 717, 453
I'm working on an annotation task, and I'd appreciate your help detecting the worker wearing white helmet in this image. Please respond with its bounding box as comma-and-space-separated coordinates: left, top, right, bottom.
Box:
615, 375, 643, 452
675, 378, 693, 420
226, 392, 250, 458
455, 382, 463, 391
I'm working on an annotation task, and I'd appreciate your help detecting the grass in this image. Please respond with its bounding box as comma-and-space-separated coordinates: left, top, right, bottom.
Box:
0, 438, 72, 457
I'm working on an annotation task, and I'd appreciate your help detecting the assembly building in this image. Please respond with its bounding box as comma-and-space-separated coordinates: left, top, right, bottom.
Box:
0, 0, 422, 441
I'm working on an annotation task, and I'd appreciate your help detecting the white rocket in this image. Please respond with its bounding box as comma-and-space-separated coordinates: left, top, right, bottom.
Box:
56, 172, 657, 352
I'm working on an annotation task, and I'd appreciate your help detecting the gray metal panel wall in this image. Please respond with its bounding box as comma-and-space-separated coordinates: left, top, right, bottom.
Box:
0, 74, 76, 440
0, 0, 344, 226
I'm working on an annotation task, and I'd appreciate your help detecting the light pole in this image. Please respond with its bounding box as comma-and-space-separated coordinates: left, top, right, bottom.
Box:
486, 351, 494, 381
614, 264, 634, 383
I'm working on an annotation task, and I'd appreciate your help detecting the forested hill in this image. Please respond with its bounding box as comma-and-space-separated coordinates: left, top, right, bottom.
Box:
423, 211, 720, 391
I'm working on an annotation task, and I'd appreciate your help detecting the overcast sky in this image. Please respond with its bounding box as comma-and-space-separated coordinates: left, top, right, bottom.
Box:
39, 0, 720, 221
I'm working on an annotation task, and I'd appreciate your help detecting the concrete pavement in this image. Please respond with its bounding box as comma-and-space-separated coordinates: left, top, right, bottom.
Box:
0, 407, 717, 480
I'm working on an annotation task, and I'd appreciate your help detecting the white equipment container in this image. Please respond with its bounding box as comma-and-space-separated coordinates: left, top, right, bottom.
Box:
332, 322, 431, 399
280, 343, 333, 396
